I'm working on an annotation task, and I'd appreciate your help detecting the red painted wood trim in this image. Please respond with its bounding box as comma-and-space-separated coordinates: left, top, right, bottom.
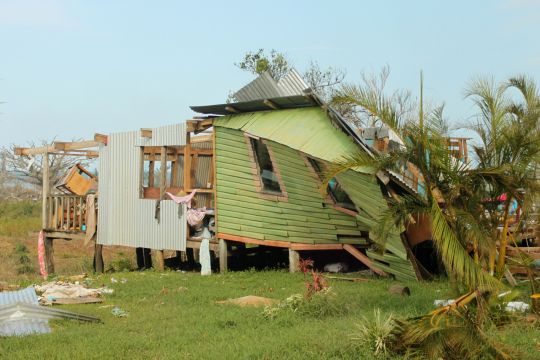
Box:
217, 233, 291, 248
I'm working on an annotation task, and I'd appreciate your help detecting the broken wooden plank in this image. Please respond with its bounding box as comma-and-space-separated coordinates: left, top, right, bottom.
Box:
343, 244, 388, 277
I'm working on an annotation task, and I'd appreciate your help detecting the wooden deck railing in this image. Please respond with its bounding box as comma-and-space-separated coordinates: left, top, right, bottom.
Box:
45, 194, 94, 232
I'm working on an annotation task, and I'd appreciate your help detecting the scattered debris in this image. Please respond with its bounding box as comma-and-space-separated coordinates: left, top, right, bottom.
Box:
34, 281, 113, 305
0, 282, 20, 292
505, 301, 530, 312
215, 295, 279, 307
111, 306, 128, 317
0, 287, 100, 336
434, 299, 455, 307
323, 262, 349, 273
389, 284, 411, 296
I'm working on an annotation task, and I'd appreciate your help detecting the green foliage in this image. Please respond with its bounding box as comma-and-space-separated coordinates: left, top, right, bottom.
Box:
352, 308, 395, 358
235, 49, 291, 80
108, 257, 133, 272
13, 241, 34, 274
0, 200, 41, 236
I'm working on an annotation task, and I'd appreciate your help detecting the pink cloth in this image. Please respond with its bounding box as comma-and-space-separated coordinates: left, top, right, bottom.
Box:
37, 230, 48, 279
187, 207, 207, 226
166, 190, 198, 208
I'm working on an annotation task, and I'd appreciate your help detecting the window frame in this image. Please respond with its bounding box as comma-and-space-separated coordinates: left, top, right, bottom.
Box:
303, 155, 358, 216
139, 146, 184, 199
244, 133, 288, 202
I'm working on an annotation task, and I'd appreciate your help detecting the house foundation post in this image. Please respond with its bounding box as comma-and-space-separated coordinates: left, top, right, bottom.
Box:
218, 239, 227, 272
94, 244, 104, 273
288, 249, 300, 273
44, 237, 55, 274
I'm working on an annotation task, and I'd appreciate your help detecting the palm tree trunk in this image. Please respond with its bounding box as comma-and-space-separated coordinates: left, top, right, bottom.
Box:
496, 200, 511, 276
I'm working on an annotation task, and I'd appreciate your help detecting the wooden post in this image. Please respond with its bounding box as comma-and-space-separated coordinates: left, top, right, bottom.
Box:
153, 250, 165, 271
44, 237, 55, 274
42, 152, 50, 229
219, 239, 227, 273
184, 133, 191, 191
151, 146, 167, 271
288, 249, 300, 273
94, 244, 104, 273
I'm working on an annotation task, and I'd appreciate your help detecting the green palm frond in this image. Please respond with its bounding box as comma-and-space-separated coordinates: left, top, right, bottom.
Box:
430, 201, 502, 290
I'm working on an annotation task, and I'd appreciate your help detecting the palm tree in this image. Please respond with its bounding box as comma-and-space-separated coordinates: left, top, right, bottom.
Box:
466, 75, 540, 276
329, 73, 515, 290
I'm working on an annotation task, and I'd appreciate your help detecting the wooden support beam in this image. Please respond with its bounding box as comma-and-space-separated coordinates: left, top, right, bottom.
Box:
53, 141, 101, 151
94, 133, 108, 144
343, 244, 388, 277
139, 147, 145, 198
190, 134, 213, 144
186, 119, 214, 133
15, 146, 55, 156
183, 134, 191, 191
263, 99, 279, 110
140, 128, 152, 138
219, 239, 228, 273
159, 146, 167, 198
42, 152, 50, 229
288, 249, 300, 273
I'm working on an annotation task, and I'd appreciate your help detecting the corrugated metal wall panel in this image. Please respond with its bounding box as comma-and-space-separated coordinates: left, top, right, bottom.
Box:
0, 287, 39, 306
0, 287, 50, 336
97, 124, 186, 251
136, 123, 186, 146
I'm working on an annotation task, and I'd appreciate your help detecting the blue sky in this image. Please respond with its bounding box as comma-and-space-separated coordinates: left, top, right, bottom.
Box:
0, 0, 539, 147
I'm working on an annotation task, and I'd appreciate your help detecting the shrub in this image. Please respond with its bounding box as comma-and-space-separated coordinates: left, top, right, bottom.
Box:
352, 308, 395, 358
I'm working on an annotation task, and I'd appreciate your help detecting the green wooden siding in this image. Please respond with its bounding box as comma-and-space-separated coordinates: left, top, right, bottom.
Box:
215, 127, 368, 245
213, 107, 372, 173
213, 107, 417, 281
337, 171, 417, 280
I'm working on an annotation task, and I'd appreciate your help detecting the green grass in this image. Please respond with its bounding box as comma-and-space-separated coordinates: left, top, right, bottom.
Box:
1, 271, 539, 359
0, 201, 40, 237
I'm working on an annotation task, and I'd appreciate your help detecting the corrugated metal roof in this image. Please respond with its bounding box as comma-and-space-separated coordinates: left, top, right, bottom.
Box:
190, 95, 315, 116
0, 286, 38, 306
277, 69, 310, 97
233, 69, 309, 102
0, 287, 50, 336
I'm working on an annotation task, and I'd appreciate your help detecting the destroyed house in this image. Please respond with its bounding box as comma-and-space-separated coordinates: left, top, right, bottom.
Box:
15, 71, 433, 281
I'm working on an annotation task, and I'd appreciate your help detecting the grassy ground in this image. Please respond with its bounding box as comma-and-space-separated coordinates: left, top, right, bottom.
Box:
1, 271, 539, 360
1, 201, 539, 359
0, 200, 137, 281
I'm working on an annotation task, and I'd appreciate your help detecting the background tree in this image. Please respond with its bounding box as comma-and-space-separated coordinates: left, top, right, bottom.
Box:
235, 49, 291, 81
235, 49, 345, 101
466, 75, 540, 276
0, 140, 92, 194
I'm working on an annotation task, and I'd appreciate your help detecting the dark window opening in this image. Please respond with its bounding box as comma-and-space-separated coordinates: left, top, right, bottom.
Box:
250, 138, 282, 194
308, 157, 357, 212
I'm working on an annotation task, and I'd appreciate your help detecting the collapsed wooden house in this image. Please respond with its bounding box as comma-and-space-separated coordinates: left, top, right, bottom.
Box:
15, 70, 447, 280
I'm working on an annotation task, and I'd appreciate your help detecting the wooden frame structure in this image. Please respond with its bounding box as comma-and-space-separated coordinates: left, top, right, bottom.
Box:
13, 135, 107, 274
